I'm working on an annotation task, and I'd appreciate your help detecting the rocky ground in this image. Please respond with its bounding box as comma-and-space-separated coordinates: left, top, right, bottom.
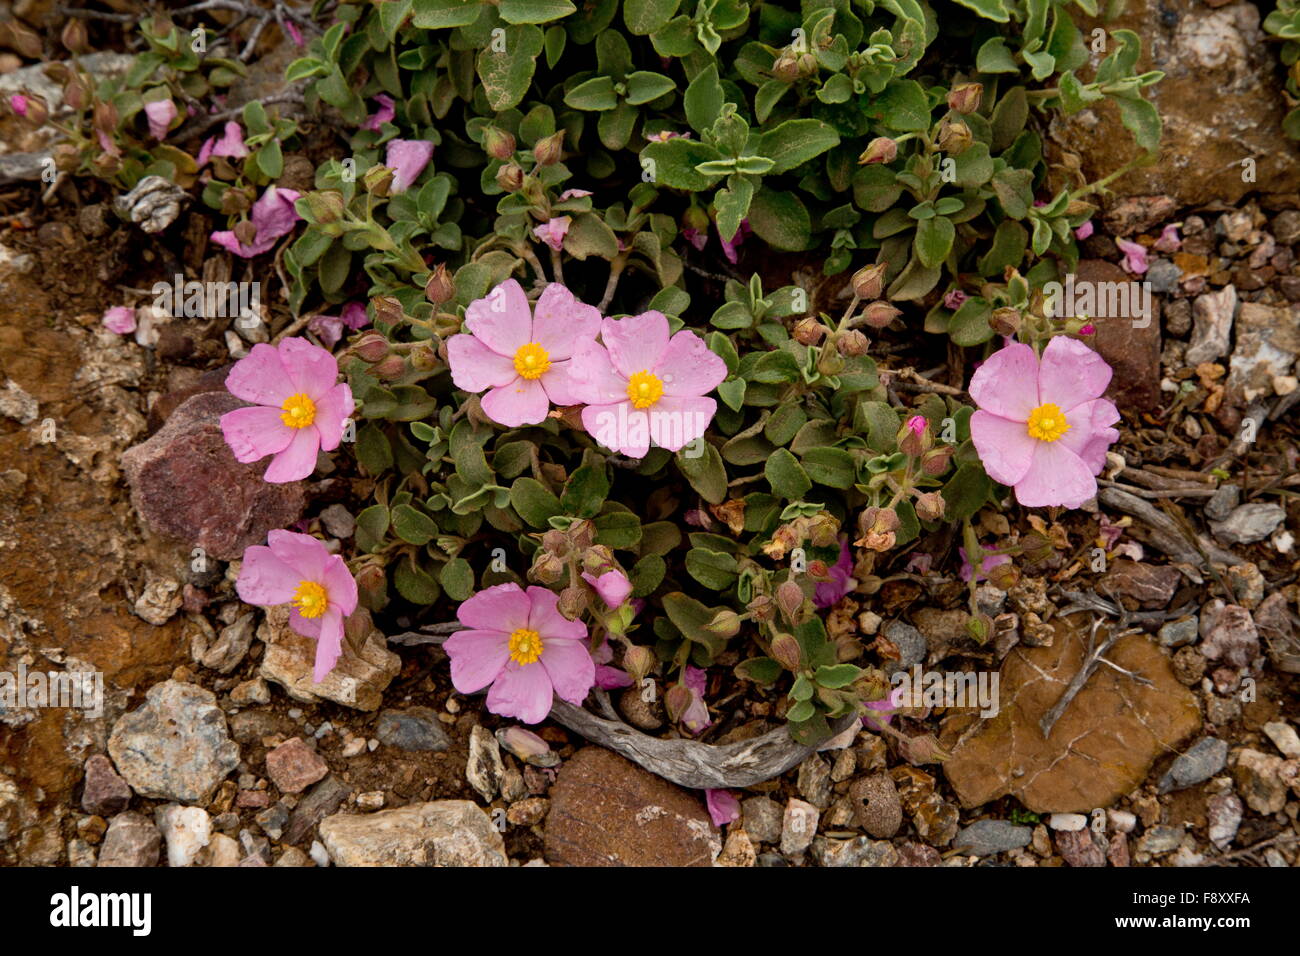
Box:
0, 0, 1298, 868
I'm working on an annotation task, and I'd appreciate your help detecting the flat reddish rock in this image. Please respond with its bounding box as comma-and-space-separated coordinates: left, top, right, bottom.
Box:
941, 617, 1200, 813
544, 748, 720, 867
122, 391, 306, 560
265, 737, 329, 794
1074, 259, 1162, 413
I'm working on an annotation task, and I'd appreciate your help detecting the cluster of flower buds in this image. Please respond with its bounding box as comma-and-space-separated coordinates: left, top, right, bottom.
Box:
855, 506, 900, 552
771, 48, 819, 83
761, 510, 839, 560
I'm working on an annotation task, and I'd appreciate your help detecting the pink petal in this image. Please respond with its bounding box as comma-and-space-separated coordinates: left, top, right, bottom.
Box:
480, 377, 550, 427
102, 306, 136, 334
526, 585, 588, 641
539, 638, 597, 707
361, 93, 395, 131
323, 555, 358, 616
566, 341, 627, 405
220, 405, 295, 462
262, 426, 320, 483
290, 607, 321, 637
485, 661, 554, 724
312, 383, 354, 452
250, 185, 301, 241
657, 330, 727, 397
225, 342, 295, 405
969, 410, 1037, 487
447, 333, 519, 393
464, 279, 532, 356
647, 395, 714, 451
706, 789, 741, 826
211, 229, 267, 258
277, 337, 339, 400
539, 360, 586, 406
968, 340, 1040, 422
340, 302, 369, 330
308, 314, 345, 348
1013, 440, 1098, 509
601, 311, 670, 378
1055, 398, 1120, 475
144, 99, 177, 140
444, 629, 511, 694
312, 607, 345, 683
196, 136, 215, 166
385, 139, 433, 193
530, 283, 602, 360
1037, 336, 1112, 412
267, 529, 328, 580
235, 544, 301, 606
581, 402, 650, 458
582, 570, 632, 609
457, 582, 530, 632
212, 121, 247, 159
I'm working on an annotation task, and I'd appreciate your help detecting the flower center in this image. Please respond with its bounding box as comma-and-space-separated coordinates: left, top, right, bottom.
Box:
508, 627, 544, 666
513, 342, 551, 380
291, 579, 329, 619
1026, 402, 1071, 442
280, 393, 316, 429
626, 370, 663, 410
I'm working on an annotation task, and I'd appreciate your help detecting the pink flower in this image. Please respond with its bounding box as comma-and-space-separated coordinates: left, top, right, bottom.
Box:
236, 530, 358, 682
532, 216, 570, 251
444, 583, 596, 724
705, 789, 741, 827
220, 337, 354, 483
1153, 224, 1182, 254
102, 306, 136, 335
197, 121, 248, 165
143, 99, 176, 140
862, 686, 907, 732
361, 94, 395, 132
957, 546, 1011, 583
681, 227, 708, 251
969, 336, 1120, 508
211, 185, 301, 258
558, 188, 592, 200
813, 537, 856, 609
9, 94, 27, 117
309, 301, 369, 348
677, 665, 712, 735
646, 130, 690, 143
906, 414, 926, 435
447, 280, 601, 427
1074, 220, 1094, 240
283, 19, 305, 47
943, 289, 967, 310
719, 220, 750, 264
1116, 237, 1148, 275
385, 139, 433, 193
592, 639, 633, 690
570, 310, 726, 458
582, 568, 632, 609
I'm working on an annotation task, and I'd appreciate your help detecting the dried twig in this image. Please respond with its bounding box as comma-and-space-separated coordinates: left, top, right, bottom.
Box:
1040, 595, 1145, 738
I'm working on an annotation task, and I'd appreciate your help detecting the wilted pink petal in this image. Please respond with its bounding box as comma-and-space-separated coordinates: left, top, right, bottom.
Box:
361, 94, 395, 132
558, 188, 592, 200
1116, 237, 1149, 275
283, 19, 304, 47
1074, 220, 1094, 240
1153, 224, 1182, 254
532, 216, 570, 251
705, 789, 741, 827
943, 289, 967, 310
10, 93, 28, 117
211, 185, 301, 258
385, 139, 433, 193
144, 98, 176, 140
102, 306, 136, 335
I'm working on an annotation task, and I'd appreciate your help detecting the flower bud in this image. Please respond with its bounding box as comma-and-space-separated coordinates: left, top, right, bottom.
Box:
914, 491, 946, 522
706, 609, 742, 639
304, 189, 345, 224
540, 528, 570, 557
898, 414, 930, 457
352, 331, 390, 363
770, 632, 802, 671
482, 125, 516, 161
557, 585, 586, 621
664, 683, 693, 724
836, 329, 870, 357
0, 19, 43, 58
496, 162, 524, 192
986, 561, 1020, 590
946, 82, 982, 114
808, 512, 840, 548
775, 580, 805, 624
581, 544, 615, 576
898, 732, 950, 765
858, 136, 897, 165
747, 593, 775, 623
530, 549, 565, 584
920, 444, 954, 476
371, 295, 406, 326
851, 262, 887, 300
61, 18, 89, 55
936, 117, 972, 155
63, 73, 88, 111
371, 354, 407, 381
860, 300, 902, 329
220, 186, 254, 216
990, 307, 1021, 337
793, 317, 826, 346
233, 220, 258, 247
356, 564, 388, 610
495, 727, 557, 768
623, 645, 656, 684
568, 518, 596, 552
409, 343, 439, 371
797, 52, 819, 77
772, 52, 800, 83
533, 130, 565, 166
15, 93, 47, 125
424, 263, 455, 304
363, 163, 394, 197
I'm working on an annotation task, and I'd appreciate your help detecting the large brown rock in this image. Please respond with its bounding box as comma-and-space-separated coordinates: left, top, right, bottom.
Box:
1049, 1, 1300, 208
544, 748, 720, 866
121, 391, 306, 560
1074, 259, 1162, 412
940, 617, 1200, 813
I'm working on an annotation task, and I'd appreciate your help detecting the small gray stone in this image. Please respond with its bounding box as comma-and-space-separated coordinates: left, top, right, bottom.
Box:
1136, 825, 1184, 857
466, 725, 504, 801
1207, 792, 1243, 849
796, 753, 832, 809
81, 755, 132, 816
319, 504, 355, 539
284, 775, 351, 845
1210, 503, 1286, 545
1186, 285, 1236, 365
741, 796, 783, 844
1146, 258, 1182, 294
1158, 737, 1228, 793
1158, 616, 1199, 648
780, 798, 818, 856
810, 836, 899, 867
1204, 484, 1240, 522
201, 612, 255, 674
375, 707, 451, 752
256, 804, 290, 841
952, 819, 1032, 857
883, 620, 926, 675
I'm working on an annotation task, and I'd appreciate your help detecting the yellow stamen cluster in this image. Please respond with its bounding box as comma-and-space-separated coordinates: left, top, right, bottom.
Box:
291, 580, 329, 619
513, 342, 551, 380
626, 369, 664, 409
280, 393, 316, 429
508, 627, 544, 666
1026, 402, 1071, 442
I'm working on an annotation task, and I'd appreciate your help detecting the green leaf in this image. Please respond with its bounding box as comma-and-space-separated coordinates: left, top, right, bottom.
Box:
814, 664, 863, 689
1116, 95, 1162, 154
630, 552, 666, 596
867, 80, 931, 132
625, 70, 676, 105
914, 215, 955, 269
394, 559, 441, 604
561, 462, 610, 518
510, 477, 562, 527
676, 443, 728, 504
662, 591, 727, 657
499, 0, 577, 24
758, 119, 840, 174
976, 36, 1018, 73
641, 138, 726, 190
625, 0, 681, 33
952, 0, 1010, 22
948, 296, 995, 346
748, 188, 810, 251
765, 448, 812, 499
355, 504, 390, 553
800, 447, 856, 488
413, 0, 483, 29
787, 699, 816, 723
941, 462, 993, 522
990, 86, 1028, 152
354, 423, 393, 474
593, 511, 642, 548
683, 64, 724, 134
477, 24, 544, 110
439, 557, 475, 601
392, 504, 438, 545
685, 548, 740, 589
564, 75, 618, 111
735, 657, 782, 685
